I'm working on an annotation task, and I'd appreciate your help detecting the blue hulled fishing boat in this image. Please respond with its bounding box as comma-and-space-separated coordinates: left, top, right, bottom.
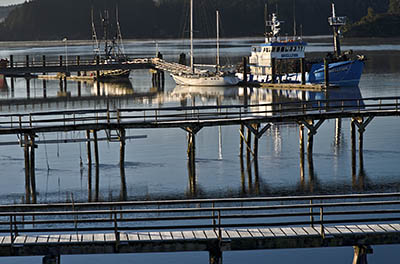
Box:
238, 4, 365, 87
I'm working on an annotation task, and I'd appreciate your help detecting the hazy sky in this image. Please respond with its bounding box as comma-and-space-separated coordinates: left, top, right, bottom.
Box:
0, 0, 25, 6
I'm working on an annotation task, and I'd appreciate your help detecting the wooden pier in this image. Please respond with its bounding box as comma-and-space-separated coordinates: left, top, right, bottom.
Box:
0, 193, 399, 263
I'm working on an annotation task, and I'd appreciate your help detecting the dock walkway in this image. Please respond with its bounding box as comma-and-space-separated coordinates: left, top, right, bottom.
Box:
0, 193, 399, 263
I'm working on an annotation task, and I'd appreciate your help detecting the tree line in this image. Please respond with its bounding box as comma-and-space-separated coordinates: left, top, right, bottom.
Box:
0, 0, 392, 41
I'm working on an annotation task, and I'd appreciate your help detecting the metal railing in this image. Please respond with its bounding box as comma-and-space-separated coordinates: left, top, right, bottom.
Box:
0, 96, 399, 132
1, 192, 400, 245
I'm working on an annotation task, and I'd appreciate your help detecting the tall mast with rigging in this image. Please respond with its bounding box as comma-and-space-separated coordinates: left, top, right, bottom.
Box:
216, 10, 220, 72
190, 0, 194, 73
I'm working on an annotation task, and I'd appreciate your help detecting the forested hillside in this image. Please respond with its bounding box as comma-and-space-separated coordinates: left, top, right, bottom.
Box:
344, 0, 400, 37
0, 0, 392, 40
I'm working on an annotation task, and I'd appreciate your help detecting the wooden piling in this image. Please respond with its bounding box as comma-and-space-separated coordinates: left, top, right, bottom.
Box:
10, 77, 14, 97
307, 121, 314, 156
77, 56, 81, 77
352, 245, 372, 264
30, 134, 37, 204
26, 78, 30, 99
43, 79, 47, 98
246, 127, 252, 163
86, 130, 92, 201
187, 130, 196, 195
42, 55, 46, 75
324, 58, 329, 87
271, 58, 277, 84
253, 124, 260, 160
24, 134, 31, 204
93, 130, 100, 201
299, 124, 305, 182
300, 58, 306, 85
358, 118, 364, 155
209, 247, 222, 264
239, 124, 244, 158
59, 55, 63, 67
9, 55, 13, 68
242, 57, 248, 83
351, 120, 357, 181
119, 129, 127, 201
96, 55, 100, 79
25, 55, 29, 68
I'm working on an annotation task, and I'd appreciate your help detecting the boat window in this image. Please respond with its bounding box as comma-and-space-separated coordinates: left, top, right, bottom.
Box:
293, 47, 297, 51
272, 47, 275, 52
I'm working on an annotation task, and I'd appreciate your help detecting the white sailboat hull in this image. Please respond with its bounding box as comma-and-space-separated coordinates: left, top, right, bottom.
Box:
171, 74, 239, 86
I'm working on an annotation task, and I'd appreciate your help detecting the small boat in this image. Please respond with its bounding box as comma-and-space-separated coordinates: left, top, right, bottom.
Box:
238, 4, 365, 87
171, 1, 239, 87
90, 8, 130, 81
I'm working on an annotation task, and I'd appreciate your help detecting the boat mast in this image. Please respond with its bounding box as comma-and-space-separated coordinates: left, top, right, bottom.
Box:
91, 6, 100, 57
328, 3, 346, 57
190, 0, 194, 73
216, 10, 220, 72
116, 6, 126, 58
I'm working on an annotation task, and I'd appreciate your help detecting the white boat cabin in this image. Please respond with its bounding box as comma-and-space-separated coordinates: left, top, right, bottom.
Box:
248, 13, 307, 76
249, 40, 307, 75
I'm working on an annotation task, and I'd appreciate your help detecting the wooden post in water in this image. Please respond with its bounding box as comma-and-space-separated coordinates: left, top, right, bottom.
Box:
93, 130, 100, 201
59, 55, 63, 67
30, 134, 37, 204
352, 245, 372, 264
77, 81, 81, 97
299, 124, 305, 182
119, 128, 127, 201
300, 58, 306, 85
96, 55, 100, 80
24, 134, 31, 204
25, 55, 29, 68
271, 58, 277, 84
307, 120, 314, 156
209, 247, 222, 264
9, 55, 13, 68
10, 77, 14, 97
239, 124, 244, 158
42, 55, 46, 75
351, 119, 357, 183
253, 124, 260, 160
26, 78, 30, 99
86, 130, 92, 202
242, 57, 248, 83
246, 127, 252, 163
77, 56, 81, 76
324, 58, 329, 87
43, 80, 47, 98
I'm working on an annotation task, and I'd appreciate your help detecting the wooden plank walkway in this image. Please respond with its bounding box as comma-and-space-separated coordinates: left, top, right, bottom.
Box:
1, 224, 400, 257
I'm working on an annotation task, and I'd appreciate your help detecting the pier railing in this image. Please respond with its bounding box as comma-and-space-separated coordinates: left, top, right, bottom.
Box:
0, 96, 399, 132
1, 193, 400, 242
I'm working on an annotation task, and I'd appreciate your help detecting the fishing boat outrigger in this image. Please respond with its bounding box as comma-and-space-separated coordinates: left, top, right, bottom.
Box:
237, 4, 365, 87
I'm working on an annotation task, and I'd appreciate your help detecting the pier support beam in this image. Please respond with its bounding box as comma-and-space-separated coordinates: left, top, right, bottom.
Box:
209, 246, 222, 264
299, 119, 325, 156
43, 254, 60, 264
30, 133, 37, 204
299, 124, 305, 183
23, 133, 37, 204
181, 125, 202, 196
240, 123, 271, 159
119, 128, 127, 201
93, 130, 100, 202
352, 245, 373, 264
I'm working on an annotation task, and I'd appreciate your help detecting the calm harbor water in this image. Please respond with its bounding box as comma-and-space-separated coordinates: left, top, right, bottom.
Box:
0, 37, 400, 263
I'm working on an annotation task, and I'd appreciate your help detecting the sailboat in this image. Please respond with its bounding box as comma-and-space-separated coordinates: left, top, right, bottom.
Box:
91, 8, 130, 81
171, 1, 239, 86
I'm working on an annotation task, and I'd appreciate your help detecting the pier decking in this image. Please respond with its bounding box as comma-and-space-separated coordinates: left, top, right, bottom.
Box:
0, 193, 399, 263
